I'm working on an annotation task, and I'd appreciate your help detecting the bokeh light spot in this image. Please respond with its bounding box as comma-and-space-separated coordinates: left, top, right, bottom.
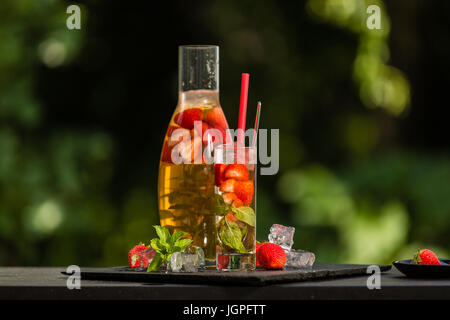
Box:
30, 200, 63, 234
38, 39, 67, 68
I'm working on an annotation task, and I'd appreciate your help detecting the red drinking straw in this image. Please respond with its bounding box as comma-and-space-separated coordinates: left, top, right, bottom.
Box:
237, 73, 250, 145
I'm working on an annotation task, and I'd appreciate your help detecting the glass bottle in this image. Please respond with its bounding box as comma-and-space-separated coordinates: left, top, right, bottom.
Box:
158, 46, 229, 266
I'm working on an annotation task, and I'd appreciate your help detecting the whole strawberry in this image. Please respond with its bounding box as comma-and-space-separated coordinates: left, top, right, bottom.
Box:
255, 241, 267, 267
217, 253, 230, 269
412, 249, 441, 265
128, 243, 153, 268
257, 243, 286, 270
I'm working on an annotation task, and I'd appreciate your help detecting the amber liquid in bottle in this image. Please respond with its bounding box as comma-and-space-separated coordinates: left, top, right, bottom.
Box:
158, 46, 228, 265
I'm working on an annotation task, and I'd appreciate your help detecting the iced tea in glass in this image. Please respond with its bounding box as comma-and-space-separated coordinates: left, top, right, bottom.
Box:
214, 144, 257, 271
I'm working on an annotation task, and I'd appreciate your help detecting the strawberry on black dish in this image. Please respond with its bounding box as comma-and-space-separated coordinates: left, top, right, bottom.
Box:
411, 249, 442, 265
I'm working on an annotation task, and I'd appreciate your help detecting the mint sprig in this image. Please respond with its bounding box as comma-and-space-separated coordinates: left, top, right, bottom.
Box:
147, 225, 192, 272
215, 194, 255, 253
215, 194, 255, 227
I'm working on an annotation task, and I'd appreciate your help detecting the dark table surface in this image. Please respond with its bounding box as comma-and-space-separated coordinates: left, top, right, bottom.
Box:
1, 266, 450, 300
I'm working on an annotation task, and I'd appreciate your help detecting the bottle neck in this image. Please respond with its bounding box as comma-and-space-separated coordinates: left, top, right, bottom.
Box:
178, 46, 219, 92
178, 90, 220, 107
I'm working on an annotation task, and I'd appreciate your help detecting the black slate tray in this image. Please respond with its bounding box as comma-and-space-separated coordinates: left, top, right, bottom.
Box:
65, 263, 391, 286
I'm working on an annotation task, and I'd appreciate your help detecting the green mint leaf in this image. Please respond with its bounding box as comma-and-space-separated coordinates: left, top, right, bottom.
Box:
171, 231, 187, 243
231, 206, 256, 227
151, 237, 169, 255
174, 238, 192, 251
150, 238, 162, 252
214, 194, 230, 216
161, 241, 172, 252
165, 253, 173, 264
154, 225, 170, 244
147, 252, 163, 272
220, 221, 247, 254
147, 226, 194, 266
172, 246, 184, 253
214, 193, 225, 206
216, 206, 229, 217
241, 224, 247, 239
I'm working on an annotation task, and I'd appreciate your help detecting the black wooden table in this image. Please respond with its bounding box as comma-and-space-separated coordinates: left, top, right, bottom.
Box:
1, 267, 450, 300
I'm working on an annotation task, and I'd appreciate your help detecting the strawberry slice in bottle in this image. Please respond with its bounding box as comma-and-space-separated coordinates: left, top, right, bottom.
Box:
214, 164, 227, 186
173, 108, 203, 129
167, 126, 191, 148
161, 141, 173, 163
171, 136, 203, 164
204, 108, 228, 131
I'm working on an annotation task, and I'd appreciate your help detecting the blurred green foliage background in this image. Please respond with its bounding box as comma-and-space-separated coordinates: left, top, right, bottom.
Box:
1, 0, 449, 266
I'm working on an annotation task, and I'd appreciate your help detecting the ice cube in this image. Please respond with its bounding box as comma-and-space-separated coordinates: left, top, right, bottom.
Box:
169, 252, 199, 273
181, 253, 199, 272
169, 252, 183, 272
268, 224, 295, 251
184, 245, 205, 268
285, 249, 315, 269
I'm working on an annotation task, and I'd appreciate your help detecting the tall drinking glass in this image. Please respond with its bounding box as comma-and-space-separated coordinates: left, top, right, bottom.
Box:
214, 144, 257, 271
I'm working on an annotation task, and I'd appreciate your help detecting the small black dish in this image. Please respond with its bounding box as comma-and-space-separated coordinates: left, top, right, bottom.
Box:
393, 259, 450, 278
